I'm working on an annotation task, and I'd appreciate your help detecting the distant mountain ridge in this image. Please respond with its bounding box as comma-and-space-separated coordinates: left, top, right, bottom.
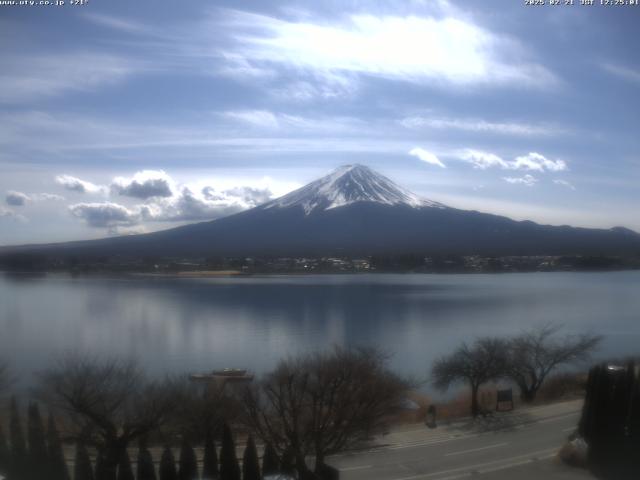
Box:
2, 164, 639, 259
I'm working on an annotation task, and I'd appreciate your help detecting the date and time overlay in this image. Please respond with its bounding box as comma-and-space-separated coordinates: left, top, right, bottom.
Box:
0, 0, 639, 8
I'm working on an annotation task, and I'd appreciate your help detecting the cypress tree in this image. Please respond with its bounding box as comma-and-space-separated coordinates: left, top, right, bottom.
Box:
0, 421, 9, 476
280, 447, 296, 477
47, 413, 70, 480
9, 397, 27, 478
74, 441, 95, 480
242, 435, 260, 480
136, 441, 157, 480
202, 430, 219, 480
117, 449, 135, 480
219, 424, 240, 480
94, 451, 107, 480
261, 443, 279, 477
159, 446, 178, 480
27, 402, 49, 476
178, 439, 198, 480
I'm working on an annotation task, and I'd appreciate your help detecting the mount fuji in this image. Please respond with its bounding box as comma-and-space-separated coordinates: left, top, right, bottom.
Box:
3, 164, 640, 259
260, 164, 443, 214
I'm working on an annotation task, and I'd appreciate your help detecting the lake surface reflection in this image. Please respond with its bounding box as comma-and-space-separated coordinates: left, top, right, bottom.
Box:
1, 271, 639, 389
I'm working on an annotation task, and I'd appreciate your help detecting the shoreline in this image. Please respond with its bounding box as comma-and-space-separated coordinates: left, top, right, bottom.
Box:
2, 267, 640, 279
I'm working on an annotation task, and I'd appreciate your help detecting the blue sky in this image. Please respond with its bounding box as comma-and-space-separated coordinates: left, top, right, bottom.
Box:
1, 0, 639, 245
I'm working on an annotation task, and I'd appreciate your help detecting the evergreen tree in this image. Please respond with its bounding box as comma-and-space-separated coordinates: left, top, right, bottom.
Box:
47, 414, 70, 480
202, 429, 219, 480
159, 446, 178, 480
94, 451, 107, 480
178, 439, 198, 480
0, 421, 9, 476
219, 424, 240, 480
117, 449, 135, 480
136, 440, 157, 480
27, 402, 49, 477
9, 397, 27, 478
74, 441, 95, 480
261, 443, 279, 477
280, 447, 296, 477
242, 435, 260, 480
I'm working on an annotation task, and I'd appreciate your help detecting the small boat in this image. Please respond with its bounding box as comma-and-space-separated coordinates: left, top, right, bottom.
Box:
189, 368, 254, 382
211, 368, 248, 377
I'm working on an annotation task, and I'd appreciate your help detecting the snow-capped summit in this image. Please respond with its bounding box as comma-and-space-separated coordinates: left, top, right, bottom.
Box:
261, 164, 445, 215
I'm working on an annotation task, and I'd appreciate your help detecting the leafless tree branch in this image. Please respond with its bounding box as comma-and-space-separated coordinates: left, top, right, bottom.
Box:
243, 346, 409, 476
506, 323, 601, 402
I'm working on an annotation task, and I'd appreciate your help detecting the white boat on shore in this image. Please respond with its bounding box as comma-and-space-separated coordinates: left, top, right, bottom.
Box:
189, 368, 254, 382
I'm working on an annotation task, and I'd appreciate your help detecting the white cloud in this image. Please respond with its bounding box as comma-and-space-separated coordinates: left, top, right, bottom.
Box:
272, 75, 358, 102
601, 63, 640, 85
146, 184, 274, 222
400, 116, 561, 136
222, 11, 556, 89
34, 193, 66, 202
55, 175, 106, 194
0, 206, 27, 222
457, 150, 567, 172
458, 149, 509, 169
0, 110, 396, 156
409, 147, 446, 168
553, 179, 576, 190
5, 191, 30, 206
207, 186, 272, 206
0, 53, 136, 104
509, 152, 567, 172
66, 174, 276, 230
83, 13, 153, 35
216, 53, 278, 80
147, 188, 243, 222
111, 170, 174, 199
222, 110, 367, 136
224, 110, 280, 128
69, 202, 141, 228
5, 191, 66, 206
502, 174, 538, 187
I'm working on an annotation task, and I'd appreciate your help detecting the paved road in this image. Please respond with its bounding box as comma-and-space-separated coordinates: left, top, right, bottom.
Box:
329, 400, 594, 480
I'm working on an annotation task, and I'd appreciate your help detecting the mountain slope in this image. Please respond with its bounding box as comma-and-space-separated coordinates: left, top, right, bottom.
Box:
2, 164, 639, 258
261, 164, 444, 213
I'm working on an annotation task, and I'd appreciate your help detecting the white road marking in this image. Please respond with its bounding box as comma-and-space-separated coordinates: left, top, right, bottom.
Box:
333, 409, 580, 474
340, 464, 373, 471
382, 411, 579, 452
443, 442, 508, 457
387, 448, 558, 480
436, 453, 557, 480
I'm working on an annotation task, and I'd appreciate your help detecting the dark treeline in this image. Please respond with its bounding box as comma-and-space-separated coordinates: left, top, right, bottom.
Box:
0, 347, 403, 480
0, 400, 69, 480
1, 251, 639, 274
0, 399, 302, 480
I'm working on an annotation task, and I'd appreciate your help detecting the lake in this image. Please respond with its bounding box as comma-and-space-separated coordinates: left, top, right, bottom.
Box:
1, 271, 639, 391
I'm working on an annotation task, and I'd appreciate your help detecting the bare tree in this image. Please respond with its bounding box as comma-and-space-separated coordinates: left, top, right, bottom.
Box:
506, 324, 601, 402
243, 346, 409, 478
37, 354, 180, 480
432, 337, 508, 417
168, 379, 241, 443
